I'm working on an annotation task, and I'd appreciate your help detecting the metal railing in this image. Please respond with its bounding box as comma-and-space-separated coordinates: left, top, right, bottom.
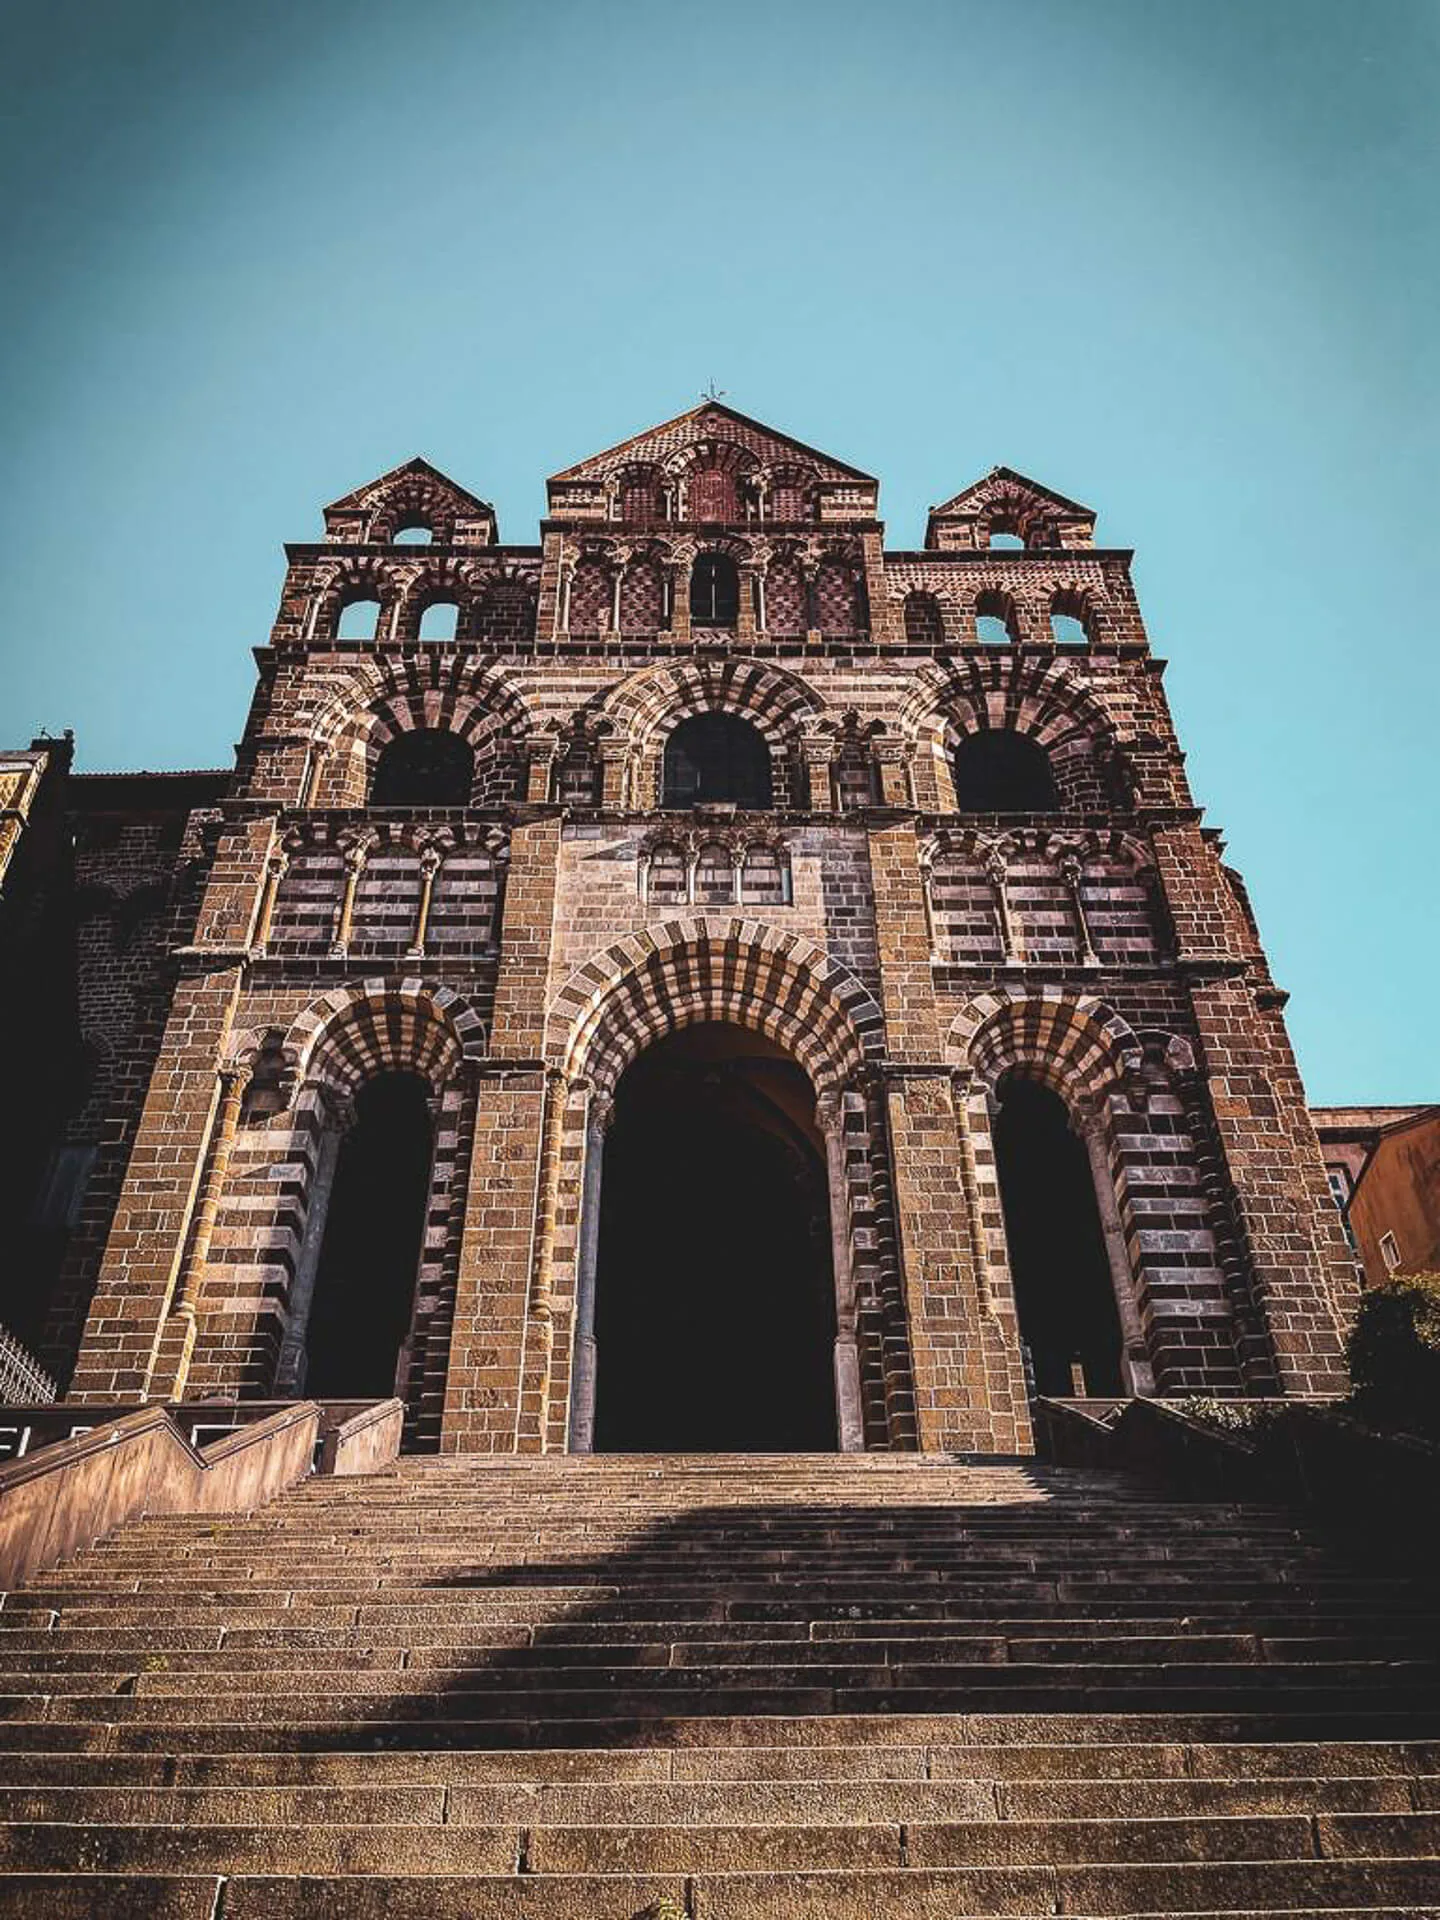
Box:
0, 1327, 56, 1406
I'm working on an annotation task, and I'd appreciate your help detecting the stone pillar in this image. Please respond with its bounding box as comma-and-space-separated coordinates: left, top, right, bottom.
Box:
1076, 1101, 1156, 1395
146, 1061, 253, 1400
69, 967, 245, 1401
867, 822, 1032, 1452
817, 1091, 865, 1451
330, 834, 373, 956
273, 1095, 348, 1395
873, 738, 914, 809
736, 563, 758, 642
406, 845, 443, 957
516, 1068, 570, 1451
567, 1088, 613, 1454
1059, 850, 1099, 966
251, 849, 288, 953
670, 561, 692, 643
987, 846, 1020, 963
800, 733, 838, 813
525, 735, 559, 805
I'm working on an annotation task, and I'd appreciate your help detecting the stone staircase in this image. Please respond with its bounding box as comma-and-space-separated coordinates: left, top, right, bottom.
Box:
1, 1452, 1439, 1915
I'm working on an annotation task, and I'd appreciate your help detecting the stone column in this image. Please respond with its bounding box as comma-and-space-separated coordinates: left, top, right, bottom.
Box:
525, 735, 559, 805
516, 1068, 571, 1450
800, 733, 837, 812
873, 738, 914, 809
568, 1089, 613, 1454
1059, 850, 1099, 966
330, 834, 373, 956
987, 846, 1021, 963
250, 849, 288, 953
817, 1091, 865, 1451
736, 563, 758, 642
670, 561, 692, 643
1075, 1100, 1156, 1395
406, 844, 444, 958
146, 1061, 253, 1400
273, 1092, 349, 1395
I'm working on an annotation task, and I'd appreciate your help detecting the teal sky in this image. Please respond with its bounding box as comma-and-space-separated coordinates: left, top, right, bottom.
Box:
0, 0, 1434, 1102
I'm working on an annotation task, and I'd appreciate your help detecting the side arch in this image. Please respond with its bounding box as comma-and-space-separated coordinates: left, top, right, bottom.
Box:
947, 987, 1143, 1101
547, 918, 884, 1096
285, 977, 488, 1097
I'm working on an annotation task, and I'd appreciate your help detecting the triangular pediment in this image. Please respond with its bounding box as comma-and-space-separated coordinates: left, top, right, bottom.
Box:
549, 403, 876, 486
926, 466, 1096, 552
323, 458, 496, 546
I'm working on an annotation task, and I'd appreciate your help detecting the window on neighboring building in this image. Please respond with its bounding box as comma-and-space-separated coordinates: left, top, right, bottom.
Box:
1380, 1230, 1402, 1273
1326, 1167, 1351, 1210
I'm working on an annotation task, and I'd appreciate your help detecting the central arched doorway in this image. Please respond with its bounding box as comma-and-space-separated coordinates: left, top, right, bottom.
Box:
592, 1024, 837, 1452
302, 1071, 434, 1399
992, 1073, 1124, 1397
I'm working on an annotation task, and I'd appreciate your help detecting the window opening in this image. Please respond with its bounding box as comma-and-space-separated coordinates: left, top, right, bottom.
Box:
371, 729, 474, 807
662, 713, 773, 809
336, 597, 382, 641
417, 600, 459, 642
952, 730, 1060, 811
690, 553, 740, 627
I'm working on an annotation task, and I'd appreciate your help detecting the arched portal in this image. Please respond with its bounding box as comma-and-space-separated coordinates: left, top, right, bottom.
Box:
992, 1073, 1124, 1397
592, 1024, 837, 1452
302, 1071, 435, 1398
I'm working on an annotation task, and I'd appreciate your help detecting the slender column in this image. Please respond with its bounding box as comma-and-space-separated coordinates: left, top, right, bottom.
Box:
1077, 1102, 1156, 1395
303, 747, 328, 808
987, 847, 1021, 963
730, 841, 746, 905
736, 564, 758, 641
817, 1091, 865, 1452
406, 845, 443, 957
1059, 851, 1099, 965
802, 562, 821, 645
567, 1089, 613, 1453
330, 835, 372, 956
670, 561, 692, 641
274, 1093, 349, 1395
251, 849, 288, 952
610, 567, 623, 634
557, 560, 574, 637
754, 565, 768, 635
147, 1062, 252, 1400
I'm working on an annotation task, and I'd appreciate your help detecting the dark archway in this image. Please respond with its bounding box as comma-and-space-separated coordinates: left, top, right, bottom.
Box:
303, 1072, 434, 1399
662, 712, 773, 808
370, 728, 474, 806
993, 1074, 1124, 1397
690, 553, 740, 626
593, 1025, 837, 1452
953, 729, 1059, 811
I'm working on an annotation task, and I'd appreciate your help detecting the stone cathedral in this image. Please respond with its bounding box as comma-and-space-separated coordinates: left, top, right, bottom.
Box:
0, 403, 1361, 1455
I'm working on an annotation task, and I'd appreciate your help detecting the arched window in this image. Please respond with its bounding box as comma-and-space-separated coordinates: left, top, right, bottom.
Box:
975, 588, 1019, 646
689, 467, 736, 522
662, 713, 773, 809
417, 600, 459, 642
336, 596, 382, 641
993, 1074, 1124, 1397
370, 729, 474, 807
740, 842, 788, 905
391, 523, 433, 546
952, 730, 1059, 812
690, 553, 740, 627
903, 591, 944, 646
1050, 590, 1094, 646
695, 840, 735, 904
645, 842, 689, 905
987, 529, 1026, 550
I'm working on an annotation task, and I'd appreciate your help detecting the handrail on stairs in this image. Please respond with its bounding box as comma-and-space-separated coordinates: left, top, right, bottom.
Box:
0, 1398, 403, 1589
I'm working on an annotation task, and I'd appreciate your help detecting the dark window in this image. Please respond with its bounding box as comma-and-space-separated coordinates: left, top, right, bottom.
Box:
953, 730, 1059, 812
370, 729, 474, 807
690, 553, 740, 627
662, 713, 773, 809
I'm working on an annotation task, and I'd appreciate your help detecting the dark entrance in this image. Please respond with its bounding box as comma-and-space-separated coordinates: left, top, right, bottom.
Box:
303, 1071, 434, 1398
593, 1024, 837, 1452
992, 1074, 1125, 1396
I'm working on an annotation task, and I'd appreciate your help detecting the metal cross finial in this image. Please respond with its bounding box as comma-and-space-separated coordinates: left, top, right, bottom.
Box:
701, 380, 727, 402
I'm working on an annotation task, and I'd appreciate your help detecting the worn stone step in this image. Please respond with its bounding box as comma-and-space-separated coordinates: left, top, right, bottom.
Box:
0, 1821, 522, 1874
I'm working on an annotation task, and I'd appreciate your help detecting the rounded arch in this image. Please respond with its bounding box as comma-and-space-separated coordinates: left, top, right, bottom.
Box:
599, 655, 827, 809
364, 475, 459, 546
901, 652, 1121, 812
307, 654, 533, 808
285, 978, 487, 1098
310, 558, 398, 642
948, 988, 1143, 1106
547, 919, 884, 1097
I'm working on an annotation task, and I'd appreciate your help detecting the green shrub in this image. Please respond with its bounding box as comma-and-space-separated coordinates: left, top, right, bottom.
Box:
1345, 1272, 1440, 1441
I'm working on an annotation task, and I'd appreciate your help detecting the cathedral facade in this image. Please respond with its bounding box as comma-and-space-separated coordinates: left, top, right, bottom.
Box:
8, 404, 1360, 1454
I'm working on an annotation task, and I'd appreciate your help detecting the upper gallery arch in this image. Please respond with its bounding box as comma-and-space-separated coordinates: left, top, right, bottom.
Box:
545, 401, 879, 526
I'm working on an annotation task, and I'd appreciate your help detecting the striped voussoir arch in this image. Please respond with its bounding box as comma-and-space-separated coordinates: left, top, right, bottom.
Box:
900, 650, 1114, 755
286, 978, 487, 1096
548, 918, 884, 1096
310, 651, 533, 762
601, 654, 826, 750
949, 987, 1143, 1104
